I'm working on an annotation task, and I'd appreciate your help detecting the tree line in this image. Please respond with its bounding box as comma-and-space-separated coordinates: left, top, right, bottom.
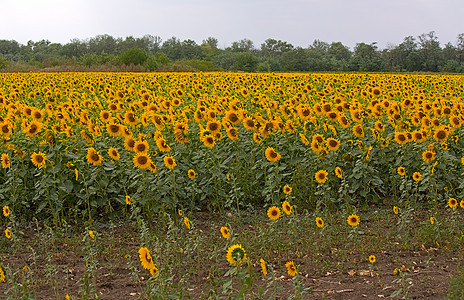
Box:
0, 31, 463, 72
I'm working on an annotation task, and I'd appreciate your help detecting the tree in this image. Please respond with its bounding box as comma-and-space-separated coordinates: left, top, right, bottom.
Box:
350, 42, 384, 71
119, 48, 148, 65
161, 37, 182, 60
230, 39, 254, 52
418, 31, 442, 72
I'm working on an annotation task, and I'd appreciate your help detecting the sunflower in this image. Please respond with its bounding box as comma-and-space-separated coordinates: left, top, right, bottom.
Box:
202, 134, 215, 148
0, 122, 13, 137
31, 151, 47, 168
138, 247, 155, 270
326, 138, 341, 151
393, 206, 399, 215
206, 120, 221, 134
448, 197, 458, 209
430, 216, 434, 225
125, 195, 131, 205
100, 110, 111, 122
148, 162, 157, 174
1, 153, 10, 169
226, 244, 247, 265
220, 226, 230, 239
285, 261, 297, 277
106, 123, 122, 137
412, 172, 422, 182
156, 138, 171, 152
163, 155, 176, 170
243, 117, 256, 131
267, 206, 281, 221
422, 150, 435, 163
108, 147, 120, 161
188, 169, 196, 179
315, 170, 328, 184
86, 148, 103, 166
282, 201, 292, 215
397, 166, 406, 176
315, 217, 324, 228
260, 258, 267, 276
225, 111, 241, 125
265, 147, 281, 163
124, 136, 136, 152
253, 133, 262, 144
184, 217, 191, 230
369, 255, 376, 264
335, 167, 343, 179
347, 214, 360, 227
352, 124, 364, 138
226, 127, 239, 140
5, 228, 11, 239
283, 185, 292, 195
433, 127, 449, 142
26, 121, 43, 137
0, 264, 4, 282
3, 206, 10, 217
394, 132, 409, 145
134, 140, 149, 154
133, 153, 151, 169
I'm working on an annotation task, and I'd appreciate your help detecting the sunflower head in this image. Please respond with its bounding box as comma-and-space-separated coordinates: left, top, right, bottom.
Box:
226, 244, 247, 265
282, 201, 292, 215
108, 147, 120, 161
3, 205, 10, 217
187, 169, 196, 179
412, 172, 422, 182
285, 261, 297, 277
397, 166, 406, 176
369, 255, 376, 264
133, 153, 151, 169
448, 197, 458, 209
265, 147, 281, 163
315, 217, 324, 228
267, 206, 281, 221
393, 206, 399, 215
31, 151, 47, 168
138, 247, 155, 270
347, 214, 360, 227
335, 167, 343, 179
220, 226, 230, 239
163, 155, 176, 170
315, 170, 328, 184
283, 185, 292, 195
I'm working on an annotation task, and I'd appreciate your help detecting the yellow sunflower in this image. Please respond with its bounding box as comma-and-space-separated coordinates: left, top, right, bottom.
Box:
422, 150, 435, 163
188, 169, 196, 179
86, 148, 103, 167
106, 123, 122, 137
315, 170, 328, 184
3, 205, 10, 217
326, 137, 341, 151
260, 258, 267, 276
448, 197, 458, 209
315, 217, 324, 228
335, 167, 343, 179
220, 226, 230, 239
133, 153, 151, 169
347, 214, 360, 227
283, 185, 292, 195
1, 153, 11, 169
163, 155, 176, 170
397, 166, 406, 176
267, 206, 281, 221
265, 147, 281, 163
226, 244, 247, 265
412, 172, 422, 182
369, 255, 376, 264
282, 201, 292, 215
156, 138, 171, 152
184, 216, 191, 229
285, 261, 297, 277
138, 247, 155, 270
108, 147, 120, 161
31, 151, 47, 168
352, 124, 364, 138
125, 195, 131, 205
5, 228, 12, 239
202, 134, 215, 148
393, 206, 399, 215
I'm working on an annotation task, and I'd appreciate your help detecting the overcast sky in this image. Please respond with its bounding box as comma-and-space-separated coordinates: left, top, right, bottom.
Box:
1, 0, 463, 50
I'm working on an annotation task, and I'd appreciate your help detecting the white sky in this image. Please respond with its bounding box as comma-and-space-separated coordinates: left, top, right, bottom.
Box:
0, 0, 463, 50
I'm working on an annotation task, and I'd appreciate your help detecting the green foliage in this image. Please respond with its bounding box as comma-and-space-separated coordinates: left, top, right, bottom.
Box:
119, 48, 148, 65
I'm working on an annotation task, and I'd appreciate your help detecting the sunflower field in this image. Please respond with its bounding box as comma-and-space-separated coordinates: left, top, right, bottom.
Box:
0, 72, 463, 220
1, 72, 464, 298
